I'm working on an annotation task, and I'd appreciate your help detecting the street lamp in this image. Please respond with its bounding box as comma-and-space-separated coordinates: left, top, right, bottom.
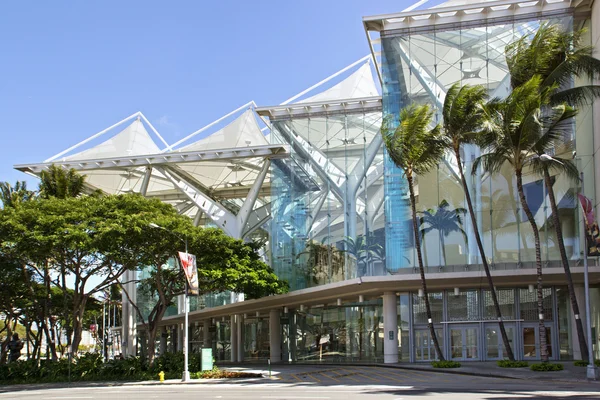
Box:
149, 223, 190, 382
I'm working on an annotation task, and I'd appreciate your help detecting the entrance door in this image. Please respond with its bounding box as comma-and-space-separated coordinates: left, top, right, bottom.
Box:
485, 324, 515, 360
450, 326, 479, 360
522, 325, 554, 360
414, 328, 443, 361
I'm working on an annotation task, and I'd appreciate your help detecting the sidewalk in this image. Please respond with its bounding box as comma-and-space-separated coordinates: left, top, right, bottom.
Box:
219, 361, 599, 384
379, 361, 599, 383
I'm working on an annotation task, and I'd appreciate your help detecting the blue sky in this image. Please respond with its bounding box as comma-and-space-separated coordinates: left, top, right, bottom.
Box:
0, 0, 440, 187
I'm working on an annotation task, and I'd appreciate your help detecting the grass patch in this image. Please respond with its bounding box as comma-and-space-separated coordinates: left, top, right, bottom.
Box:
574, 360, 600, 367
530, 362, 564, 372
497, 360, 529, 368
431, 360, 461, 368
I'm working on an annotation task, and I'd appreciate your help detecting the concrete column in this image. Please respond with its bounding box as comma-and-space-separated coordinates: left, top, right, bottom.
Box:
159, 327, 167, 355
571, 285, 588, 360
121, 270, 137, 357
237, 315, 244, 362
203, 320, 211, 349
383, 292, 399, 364
269, 309, 282, 363
230, 315, 238, 362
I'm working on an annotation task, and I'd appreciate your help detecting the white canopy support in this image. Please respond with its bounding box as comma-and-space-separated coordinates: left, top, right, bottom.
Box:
237, 160, 270, 235
281, 55, 373, 105
16, 144, 289, 173
241, 203, 271, 240
45, 112, 141, 162
165, 101, 255, 152
156, 166, 240, 238
139, 113, 170, 149
140, 166, 153, 196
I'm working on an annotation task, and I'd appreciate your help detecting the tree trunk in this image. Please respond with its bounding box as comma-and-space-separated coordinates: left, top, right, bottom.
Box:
516, 171, 548, 362
147, 326, 158, 366
44, 262, 58, 361
71, 296, 88, 353
456, 148, 515, 361
407, 172, 445, 361
543, 166, 588, 361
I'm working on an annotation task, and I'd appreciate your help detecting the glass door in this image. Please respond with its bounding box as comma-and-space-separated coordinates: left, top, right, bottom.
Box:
522, 325, 554, 360
414, 328, 443, 361
485, 324, 515, 360
450, 325, 479, 361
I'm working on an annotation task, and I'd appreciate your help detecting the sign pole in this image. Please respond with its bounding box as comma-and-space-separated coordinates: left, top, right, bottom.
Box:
182, 238, 190, 382
581, 172, 598, 380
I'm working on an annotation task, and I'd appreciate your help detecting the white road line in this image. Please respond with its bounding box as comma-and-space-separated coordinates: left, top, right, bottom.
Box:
261, 397, 330, 399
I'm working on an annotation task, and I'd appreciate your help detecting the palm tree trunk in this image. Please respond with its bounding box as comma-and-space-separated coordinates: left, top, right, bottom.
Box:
543, 166, 588, 361
516, 171, 548, 362
407, 172, 445, 361
456, 149, 515, 361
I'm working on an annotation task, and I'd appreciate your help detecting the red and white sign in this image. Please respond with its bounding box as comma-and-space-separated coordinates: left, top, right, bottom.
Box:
178, 251, 199, 295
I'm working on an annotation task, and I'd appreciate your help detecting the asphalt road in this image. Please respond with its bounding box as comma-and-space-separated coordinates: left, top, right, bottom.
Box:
1, 366, 599, 400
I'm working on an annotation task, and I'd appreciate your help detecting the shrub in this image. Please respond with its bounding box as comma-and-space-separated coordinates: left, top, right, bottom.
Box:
189, 369, 261, 379
431, 360, 461, 368
574, 360, 600, 367
497, 360, 529, 368
530, 362, 564, 372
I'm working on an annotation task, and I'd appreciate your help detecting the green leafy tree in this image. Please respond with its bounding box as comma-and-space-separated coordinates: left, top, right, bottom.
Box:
0, 181, 34, 209
476, 76, 561, 361
506, 23, 600, 107
382, 103, 447, 361
505, 22, 600, 363
0, 194, 177, 352
442, 82, 516, 361
39, 165, 87, 199
121, 218, 288, 365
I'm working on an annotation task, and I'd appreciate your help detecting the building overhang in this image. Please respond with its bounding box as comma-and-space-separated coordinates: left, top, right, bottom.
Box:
157, 264, 600, 326
363, 0, 586, 35
256, 96, 382, 121
14, 144, 290, 174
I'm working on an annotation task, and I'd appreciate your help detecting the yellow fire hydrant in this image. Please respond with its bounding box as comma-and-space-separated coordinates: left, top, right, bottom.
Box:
158, 371, 165, 382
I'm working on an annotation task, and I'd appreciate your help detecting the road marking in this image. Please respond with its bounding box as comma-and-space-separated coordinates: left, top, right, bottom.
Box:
318, 371, 340, 382
334, 369, 360, 382
261, 397, 330, 399
348, 369, 379, 382
44, 398, 93, 399
367, 368, 409, 383
306, 373, 321, 382
291, 373, 304, 382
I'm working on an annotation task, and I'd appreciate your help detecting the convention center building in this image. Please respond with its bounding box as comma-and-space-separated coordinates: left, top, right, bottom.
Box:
15, 0, 600, 363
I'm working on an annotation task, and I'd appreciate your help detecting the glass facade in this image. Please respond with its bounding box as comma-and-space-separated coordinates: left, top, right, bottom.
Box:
125, 4, 600, 366
270, 112, 385, 291
379, 14, 593, 271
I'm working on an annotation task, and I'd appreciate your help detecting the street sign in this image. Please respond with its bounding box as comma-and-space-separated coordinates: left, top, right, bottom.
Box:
201, 348, 213, 371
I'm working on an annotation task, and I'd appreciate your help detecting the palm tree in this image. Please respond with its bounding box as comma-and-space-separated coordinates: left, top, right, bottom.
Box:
506, 23, 600, 107
505, 22, 600, 362
39, 165, 87, 199
442, 83, 516, 361
382, 103, 447, 361
476, 76, 558, 361
419, 199, 467, 266
0, 181, 34, 208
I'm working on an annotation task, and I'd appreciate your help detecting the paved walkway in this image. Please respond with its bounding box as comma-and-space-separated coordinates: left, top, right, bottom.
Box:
220, 361, 599, 384
385, 361, 595, 383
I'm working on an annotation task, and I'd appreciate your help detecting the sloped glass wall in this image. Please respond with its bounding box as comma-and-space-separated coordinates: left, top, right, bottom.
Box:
270, 111, 384, 291
380, 14, 587, 270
